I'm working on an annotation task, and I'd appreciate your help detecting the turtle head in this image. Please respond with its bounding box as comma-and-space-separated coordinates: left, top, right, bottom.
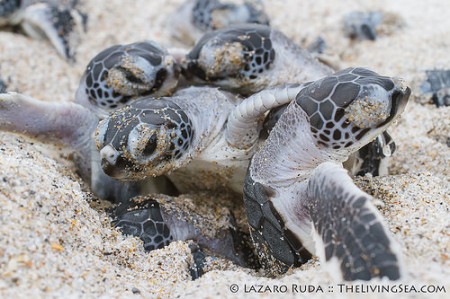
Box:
95, 98, 194, 180
76, 41, 180, 117
295, 67, 410, 154
183, 24, 275, 94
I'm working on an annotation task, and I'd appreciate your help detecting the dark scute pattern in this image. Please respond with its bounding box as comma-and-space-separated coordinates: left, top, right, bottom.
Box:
186, 24, 275, 82
305, 176, 401, 281
83, 41, 168, 109
112, 198, 174, 252
330, 82, 361, 107
243, 171, 312, 268
105, 107, 141, 149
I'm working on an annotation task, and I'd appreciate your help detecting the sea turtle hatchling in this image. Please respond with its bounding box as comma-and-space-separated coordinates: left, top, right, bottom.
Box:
343, 11, 404, 41
420, 69, 450, 107
0, 0, 86, 60
169, 0, 270, 45
243, 67, 410, 280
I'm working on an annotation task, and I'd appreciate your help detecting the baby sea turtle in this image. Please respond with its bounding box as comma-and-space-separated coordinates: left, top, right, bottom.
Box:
181, 24, 333, 95
420, 69, 450, 107
343, 11, 404, 41
170, 0, 269, 45
0, 0, 86, 60
243, 67, 410, 280
343, 11, 383, 41
75, 41, 180, 117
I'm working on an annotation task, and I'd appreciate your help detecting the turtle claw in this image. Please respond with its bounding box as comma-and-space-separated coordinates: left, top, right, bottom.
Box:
21, 3, 86, 61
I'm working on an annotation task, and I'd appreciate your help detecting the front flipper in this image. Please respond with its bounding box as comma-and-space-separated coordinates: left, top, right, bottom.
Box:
305, 162, 403, 281
0, 92, 96, 148
21, 3, 85, 60
0, 92, 97, 181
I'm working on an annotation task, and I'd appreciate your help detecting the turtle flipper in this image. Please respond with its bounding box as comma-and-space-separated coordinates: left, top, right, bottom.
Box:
304, 162, 403, 281
0, 92, 97, 180
0, 92, 97, 145
20, 3, 85, 60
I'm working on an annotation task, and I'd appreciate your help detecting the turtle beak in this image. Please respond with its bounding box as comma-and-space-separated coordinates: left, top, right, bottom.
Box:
393, 86, 411, 116
376, 85, 411, 128
100, 144, 123, 178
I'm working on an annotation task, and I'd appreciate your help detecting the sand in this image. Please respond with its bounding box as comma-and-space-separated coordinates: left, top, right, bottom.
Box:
0, 0, 449, 298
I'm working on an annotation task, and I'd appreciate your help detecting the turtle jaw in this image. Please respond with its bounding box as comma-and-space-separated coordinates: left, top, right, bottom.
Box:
376, 85, 411, 129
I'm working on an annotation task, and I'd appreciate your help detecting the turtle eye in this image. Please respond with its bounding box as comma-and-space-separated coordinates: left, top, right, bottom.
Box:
142, 134, 158, 156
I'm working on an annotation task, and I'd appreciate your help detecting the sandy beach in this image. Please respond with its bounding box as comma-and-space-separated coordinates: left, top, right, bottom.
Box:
0, 0, 448, 298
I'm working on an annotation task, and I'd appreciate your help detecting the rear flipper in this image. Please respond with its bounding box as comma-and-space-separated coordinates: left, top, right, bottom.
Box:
112, 193, 257, 276
21, 3, 86, 61
305, 162, 403, 281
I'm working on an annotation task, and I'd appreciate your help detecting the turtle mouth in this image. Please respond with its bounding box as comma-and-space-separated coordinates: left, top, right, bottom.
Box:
101, 158, 126, 179
101, 155, 139, 180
